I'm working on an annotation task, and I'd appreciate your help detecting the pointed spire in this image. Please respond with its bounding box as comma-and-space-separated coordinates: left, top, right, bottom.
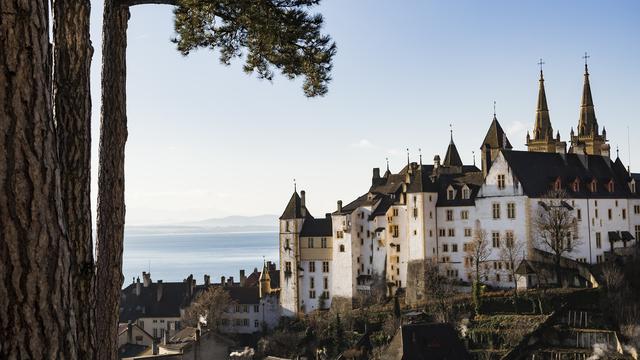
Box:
532, 58, 553, 141
443, 130, 463, 167
578, 52, 598, 137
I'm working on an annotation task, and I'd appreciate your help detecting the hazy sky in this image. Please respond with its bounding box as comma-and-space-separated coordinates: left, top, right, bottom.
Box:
88, 1, 640, 225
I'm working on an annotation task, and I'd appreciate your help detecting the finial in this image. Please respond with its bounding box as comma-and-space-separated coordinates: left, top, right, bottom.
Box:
538, 58, 545, 78
419, 148, 422, 165
472, 151, 475, 166
386, 157, 389, 171
449, 123, 454, 142
616, 145, 619, 158
582, 52, 590, 73
493, 101, 497, 118
406, 148, 410, 165
293, 178, 297, 192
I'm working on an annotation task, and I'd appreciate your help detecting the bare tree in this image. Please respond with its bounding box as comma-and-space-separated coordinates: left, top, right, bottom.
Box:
182, 286, 234, 331
534, 190, 581, 287
424, 261, 457, 323
499, 235, 525, 310
465, 224, 492, 314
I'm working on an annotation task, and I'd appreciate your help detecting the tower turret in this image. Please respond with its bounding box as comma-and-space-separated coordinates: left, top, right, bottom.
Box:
259, 260, 271, 298
480, 112, 512, 176
526, 59, 564, 153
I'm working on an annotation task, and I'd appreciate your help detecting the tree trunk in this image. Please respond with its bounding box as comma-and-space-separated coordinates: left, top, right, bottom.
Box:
95, 0, 130, 358
53, 0, 96, 357
0, 0, 79, 357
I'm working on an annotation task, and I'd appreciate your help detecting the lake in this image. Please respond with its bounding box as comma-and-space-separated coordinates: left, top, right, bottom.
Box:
122, 231, 279, 286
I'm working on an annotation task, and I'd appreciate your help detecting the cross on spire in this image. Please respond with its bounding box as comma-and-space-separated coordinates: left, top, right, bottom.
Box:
418, 148, 422, 165
538, 58, 545, 72
583, 52, 590, 73
493, 101, 497, 117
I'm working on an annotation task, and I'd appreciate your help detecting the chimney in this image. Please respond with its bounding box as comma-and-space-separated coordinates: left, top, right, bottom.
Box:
156, 280, 164, 302
221, 276, 226, 287
240, 270, 246, 287
186, 274, 194, 296
142, 272, 152, 287
300, 190, 307, 217
204, 274, 210, 286
373, 168, 380, 179
433, 155, 441, 169
135, 277, 141, 296
337, 200, 343, 213
228, 276, 234, 286
300, 190, 306, 207
601, 144, 611, 158
127, 321, 133, 344
556, 142, 566, 155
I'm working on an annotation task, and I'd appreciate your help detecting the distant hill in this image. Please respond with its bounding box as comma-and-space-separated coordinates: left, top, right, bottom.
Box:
124, 215, 278, 235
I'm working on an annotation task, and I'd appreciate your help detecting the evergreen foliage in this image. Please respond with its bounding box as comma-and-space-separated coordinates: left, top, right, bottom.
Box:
173, 0, 336, 97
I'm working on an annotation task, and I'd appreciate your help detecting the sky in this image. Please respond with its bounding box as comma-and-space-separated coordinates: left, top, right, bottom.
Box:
88, 1, 640, 225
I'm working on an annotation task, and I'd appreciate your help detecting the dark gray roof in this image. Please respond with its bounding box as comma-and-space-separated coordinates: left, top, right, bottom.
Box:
401, 323, 471, 360
120, 280, 195, 321
481, 116, 513, 150
226, 286, 260, 304
435, 170, 484, 206
300, 215, 333, 237
443, 139, 463, 167
280, 192, 311, 220
501, 150, 636, 198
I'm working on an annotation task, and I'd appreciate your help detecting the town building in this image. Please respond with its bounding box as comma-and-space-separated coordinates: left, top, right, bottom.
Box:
279, 61, 640, 314
120, 264, 281, 338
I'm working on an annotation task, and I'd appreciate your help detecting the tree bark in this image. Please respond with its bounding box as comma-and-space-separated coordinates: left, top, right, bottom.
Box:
0, 0, 79, 357
95, 1, 130, 359
52, 0, 96, 357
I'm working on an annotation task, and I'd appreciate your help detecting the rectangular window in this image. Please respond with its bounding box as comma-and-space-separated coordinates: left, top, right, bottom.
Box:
309, 261, 315, 272
285, 262, 292, 273
622, 209, 627, 220
323, 277, 328, 289
322, 261, 329, 273
464, 228, 472, 237
492, 203, 501, 219
336, 231, 343, 238
254, 305, 260, 312
448, 228, 455, 237
492, 232, 500, 248
634, 205, 640, 214
443, 244, 449, 252
310, 277, 315, 289
321, 237, 327, 248
507, 203, 516, 219
439, 229, 446, 237
413, 208, 418, 218
577, 209, 582, 220
309, 290, 316, 299
461, 210, 469, 220
242, 304, 248, 313
608, 209, 612, 220
446, 210, 453, 221
596, 232, 602, 249
255, 320, 260, 328
393, 208, 399, 216
596, 255, 604, 264
308, 238, 314, 248
452, 244, 458, 252
595, 209, 599, 219
390, 225, 399, 238
497, 174, 506, 189
505, 231, 514, 248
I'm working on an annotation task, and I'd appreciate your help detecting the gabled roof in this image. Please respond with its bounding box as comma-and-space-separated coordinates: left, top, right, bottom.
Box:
500, 150, 636, 198
120, 280, 195, 321
280, 192, 311, 220
481, 116, 513, 150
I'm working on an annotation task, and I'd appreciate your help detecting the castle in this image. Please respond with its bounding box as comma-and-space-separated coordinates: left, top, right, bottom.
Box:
278, 61, 640, 316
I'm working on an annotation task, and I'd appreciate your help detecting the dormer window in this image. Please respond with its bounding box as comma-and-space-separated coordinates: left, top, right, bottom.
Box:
607, 180, 614, 193
497, 174, 506, 190
462, 185, 470, 199
572, 179, 580, 192
630, 180, 636, 194
554, 178, 562, 191
447, 186, 455, 200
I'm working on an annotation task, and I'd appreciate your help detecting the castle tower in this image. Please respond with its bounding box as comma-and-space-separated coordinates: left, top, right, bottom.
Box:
278, 189, 310, 316
440, 130, 463, 174
526, 63, 564, 153
570, 56, 609, 156
259, 260, 271, 298
480, 113, 513, 176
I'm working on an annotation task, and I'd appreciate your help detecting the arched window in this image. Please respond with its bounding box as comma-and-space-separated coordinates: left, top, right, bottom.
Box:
590, 180, 597, 193
339, 244, 345, 252
607, 180, 614, 193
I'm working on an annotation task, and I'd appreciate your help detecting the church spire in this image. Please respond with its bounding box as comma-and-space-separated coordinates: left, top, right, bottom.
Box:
533, 59, 553, 141
578, 52, 598, 137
